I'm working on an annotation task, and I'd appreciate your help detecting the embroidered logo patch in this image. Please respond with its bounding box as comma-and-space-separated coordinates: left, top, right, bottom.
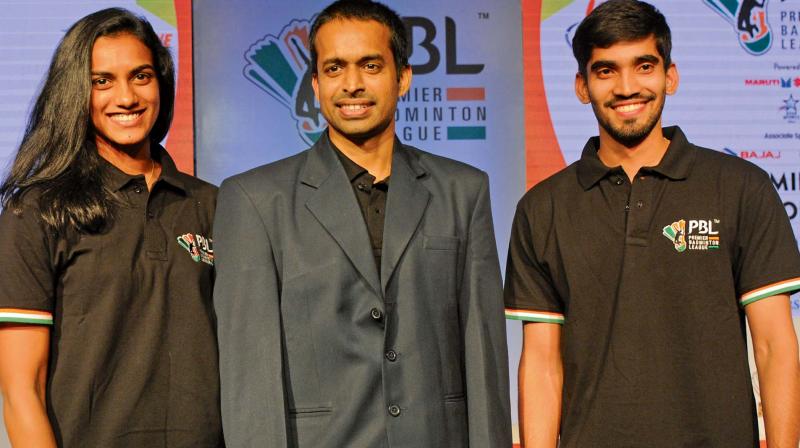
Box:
177, 233, 214, 265
662, 219, 721, 252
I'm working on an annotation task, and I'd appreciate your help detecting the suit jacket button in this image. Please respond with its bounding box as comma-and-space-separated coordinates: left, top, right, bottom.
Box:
385, 350, 397, 362
370, 308, 383, 321
388, 405, 401, 417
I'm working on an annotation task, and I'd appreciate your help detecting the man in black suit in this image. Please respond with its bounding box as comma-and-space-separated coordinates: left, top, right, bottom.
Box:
212, 1, 512, 446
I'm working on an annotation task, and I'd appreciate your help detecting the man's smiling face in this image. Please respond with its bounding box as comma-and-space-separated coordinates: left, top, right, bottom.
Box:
311, 18, 410, 146
575, 35, 678, 147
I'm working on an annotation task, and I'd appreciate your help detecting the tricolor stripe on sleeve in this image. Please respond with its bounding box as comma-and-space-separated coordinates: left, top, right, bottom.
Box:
0, 308, 53, 325
740, 277, 800, 307
505, 308, 565, 324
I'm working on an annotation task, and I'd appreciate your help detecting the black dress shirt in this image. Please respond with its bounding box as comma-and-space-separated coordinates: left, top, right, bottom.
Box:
333, 145, 389, 271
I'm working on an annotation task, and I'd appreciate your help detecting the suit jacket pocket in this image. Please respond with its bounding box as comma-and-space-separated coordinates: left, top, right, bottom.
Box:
443, 394, 467, 447
288, 405, 333, 419
287, 405, 333, 448
423, 235, 460, 251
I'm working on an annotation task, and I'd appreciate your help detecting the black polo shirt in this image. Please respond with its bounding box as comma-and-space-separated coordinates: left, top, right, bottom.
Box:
332, 143, 389, 270
504, 126, 800, 447
0, 145, 223, 447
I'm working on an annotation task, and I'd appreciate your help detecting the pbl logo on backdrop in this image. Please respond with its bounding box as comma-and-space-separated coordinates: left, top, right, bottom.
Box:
243, 16, 487, 145
704, 0, 771, 55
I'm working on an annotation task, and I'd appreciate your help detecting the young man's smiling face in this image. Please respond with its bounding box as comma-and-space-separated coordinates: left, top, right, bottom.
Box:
312, 18, 411, 146
575, 35, 678, 147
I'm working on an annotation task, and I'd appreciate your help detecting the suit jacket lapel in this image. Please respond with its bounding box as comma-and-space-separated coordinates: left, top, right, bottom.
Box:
381, 142, 430, 292
302, 135, 382, 297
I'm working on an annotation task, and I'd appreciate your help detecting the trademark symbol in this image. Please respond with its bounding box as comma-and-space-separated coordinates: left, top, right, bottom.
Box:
478, 12, 489, 19
714, 219, 720, 224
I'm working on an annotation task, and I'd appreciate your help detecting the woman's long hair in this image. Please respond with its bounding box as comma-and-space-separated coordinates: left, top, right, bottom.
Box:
0, 8, 175, 234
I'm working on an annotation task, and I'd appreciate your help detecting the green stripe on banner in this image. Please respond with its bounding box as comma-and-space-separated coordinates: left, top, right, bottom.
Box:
447, 126, 486, 140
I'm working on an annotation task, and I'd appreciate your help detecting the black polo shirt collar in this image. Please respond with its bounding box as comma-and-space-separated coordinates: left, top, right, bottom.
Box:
99, 141, 187, 193
333, 144, 370, 182
576, 126, 696, 190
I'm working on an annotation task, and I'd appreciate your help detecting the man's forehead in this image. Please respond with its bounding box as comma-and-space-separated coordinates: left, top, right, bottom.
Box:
315, 18, 394, 64
316, 18, 391, 42
588, 36, 661, 63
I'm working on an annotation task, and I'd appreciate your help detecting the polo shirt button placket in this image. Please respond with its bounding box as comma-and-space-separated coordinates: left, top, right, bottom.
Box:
385, 349, 397, 362
388, 404, 401, 417
370, 307, 383, 321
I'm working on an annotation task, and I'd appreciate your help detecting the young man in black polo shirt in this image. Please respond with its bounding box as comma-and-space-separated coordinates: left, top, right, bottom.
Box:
505, 1, 800, 446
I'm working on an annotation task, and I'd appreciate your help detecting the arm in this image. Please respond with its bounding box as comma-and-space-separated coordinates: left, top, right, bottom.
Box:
745, 294, 800, 448
519, 322, 562, 448
460, 174, 513, 447
213, 178, 287, 447
0, 324, 56, 447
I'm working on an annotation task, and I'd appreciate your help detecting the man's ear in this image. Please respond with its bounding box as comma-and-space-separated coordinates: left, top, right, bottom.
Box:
665, 63, 679, 96
575, 72, 590, 104
398, 65, 412, 97
312, 72, 320, 100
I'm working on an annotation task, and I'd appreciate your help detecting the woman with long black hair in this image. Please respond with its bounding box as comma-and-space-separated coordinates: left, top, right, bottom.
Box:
0, 8, 222, 447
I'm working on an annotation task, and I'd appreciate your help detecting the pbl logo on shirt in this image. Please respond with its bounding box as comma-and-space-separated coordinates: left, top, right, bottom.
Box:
177, 233, 214, 266
662, 219, 721, 252
704, 0, 771, 55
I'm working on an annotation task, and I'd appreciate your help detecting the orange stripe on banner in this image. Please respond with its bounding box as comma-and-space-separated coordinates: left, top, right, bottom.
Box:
446, 87, 485, 101
167, 0, 195, 175
522, 0, 565, 189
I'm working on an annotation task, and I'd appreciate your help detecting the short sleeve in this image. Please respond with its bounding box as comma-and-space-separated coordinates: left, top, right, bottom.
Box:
0, 201, 55, 324
503, 199, 564, 324
735, 171, 800, 307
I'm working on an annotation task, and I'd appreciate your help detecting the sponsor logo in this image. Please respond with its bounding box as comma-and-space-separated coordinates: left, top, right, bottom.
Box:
662, 219, 721, 252
781, 93, 800, 122
177, 233, 214, 266
244, 16, 487, 145
743, 76, 800, 87
722, 147, 782, 159
705, 0, 772, 55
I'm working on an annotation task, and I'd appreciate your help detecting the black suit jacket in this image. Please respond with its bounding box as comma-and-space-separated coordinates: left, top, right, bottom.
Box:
213, 134, 511, 447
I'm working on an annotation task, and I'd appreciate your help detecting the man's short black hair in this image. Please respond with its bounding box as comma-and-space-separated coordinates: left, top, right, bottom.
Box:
572, 0, 672, 77
309, 0, 409, 78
